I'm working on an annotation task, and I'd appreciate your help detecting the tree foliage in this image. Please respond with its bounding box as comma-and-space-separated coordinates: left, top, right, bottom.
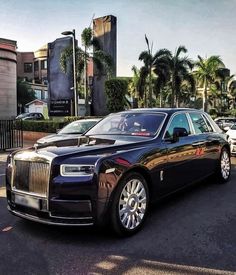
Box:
105, 79, 128, 113
166, 46, 195, 107
60, 27, 114, 115
194, 55, 223, 112
17, 79, 36, 113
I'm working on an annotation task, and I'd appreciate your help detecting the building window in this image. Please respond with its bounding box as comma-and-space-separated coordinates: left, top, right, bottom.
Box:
24, 63, 33, 73
34, 61, 39, 71
34, 89, 42, 99
42, 90, 48, 100
41, 60, 47, 70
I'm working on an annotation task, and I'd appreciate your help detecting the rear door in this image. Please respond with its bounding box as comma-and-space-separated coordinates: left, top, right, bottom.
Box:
188, 112, 220, 177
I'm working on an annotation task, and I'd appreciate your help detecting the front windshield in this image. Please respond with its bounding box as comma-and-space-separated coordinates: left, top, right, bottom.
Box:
59, 120, 98, 134
17, 113, 29, 118
231, 124, 236, 130
86, 113, 166, 137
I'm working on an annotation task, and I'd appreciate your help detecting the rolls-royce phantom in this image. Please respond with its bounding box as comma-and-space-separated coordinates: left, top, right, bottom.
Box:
6, 108, 231, 236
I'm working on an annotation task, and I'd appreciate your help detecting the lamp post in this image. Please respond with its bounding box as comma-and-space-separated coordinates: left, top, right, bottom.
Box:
61, 29, 78, 116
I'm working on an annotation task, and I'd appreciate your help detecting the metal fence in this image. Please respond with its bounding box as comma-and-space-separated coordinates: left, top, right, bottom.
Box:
0, 120, 23, 150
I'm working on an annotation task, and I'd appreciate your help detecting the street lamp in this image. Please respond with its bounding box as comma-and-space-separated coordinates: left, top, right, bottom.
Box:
61, 29, 78, 116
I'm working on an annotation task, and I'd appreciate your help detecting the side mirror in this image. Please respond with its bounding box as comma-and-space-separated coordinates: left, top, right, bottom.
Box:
172, 127, 189, 143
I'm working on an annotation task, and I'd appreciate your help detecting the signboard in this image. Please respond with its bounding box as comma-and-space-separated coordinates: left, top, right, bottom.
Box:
49, 100, 71, 116
47, 37, 74, 116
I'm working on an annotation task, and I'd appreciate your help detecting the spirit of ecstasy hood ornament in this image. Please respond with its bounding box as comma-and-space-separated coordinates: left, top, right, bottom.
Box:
33, 143, 38, 153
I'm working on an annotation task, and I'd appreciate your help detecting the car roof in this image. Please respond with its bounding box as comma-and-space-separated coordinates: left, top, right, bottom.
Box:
215, 117, 236, 120
119, 108, 199, 115
72, 118, 100, 122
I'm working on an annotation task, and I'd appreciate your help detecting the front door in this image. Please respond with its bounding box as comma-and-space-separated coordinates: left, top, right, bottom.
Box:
160, 113, 200, 194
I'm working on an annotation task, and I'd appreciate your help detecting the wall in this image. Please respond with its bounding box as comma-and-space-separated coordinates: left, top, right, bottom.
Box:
0, 38, 17, 118
17, 52, 34, 80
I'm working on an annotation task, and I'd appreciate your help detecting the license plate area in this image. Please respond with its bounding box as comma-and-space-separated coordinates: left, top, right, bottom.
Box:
14, 193, 40, 210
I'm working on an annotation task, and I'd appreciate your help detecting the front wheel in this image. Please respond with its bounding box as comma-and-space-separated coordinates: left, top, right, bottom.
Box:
110, 173, 149, 236
215, 148, 231, 183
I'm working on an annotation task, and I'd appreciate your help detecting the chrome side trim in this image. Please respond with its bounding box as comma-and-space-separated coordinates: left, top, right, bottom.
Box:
49, 213, 93, 220
12, 189, 47, 199
8, 207, 94, 226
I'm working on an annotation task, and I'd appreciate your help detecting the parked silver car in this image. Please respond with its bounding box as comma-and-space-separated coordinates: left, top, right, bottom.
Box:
37, 118, 100, 145
214, 117, 236, 132
226, 123, 236, 155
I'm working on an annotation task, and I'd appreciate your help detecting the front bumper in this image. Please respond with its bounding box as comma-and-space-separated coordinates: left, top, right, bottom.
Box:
7, 190, 95, 226
8, 206, 94, 226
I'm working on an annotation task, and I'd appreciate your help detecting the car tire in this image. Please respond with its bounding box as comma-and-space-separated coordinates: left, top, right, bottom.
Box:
215, 148, 231, 184
110, 172, 149, 236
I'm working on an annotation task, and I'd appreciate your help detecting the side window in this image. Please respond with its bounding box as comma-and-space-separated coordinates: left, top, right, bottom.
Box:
164, 113, 190, 139
189, 113, 209, 134
203, 115, 214, 132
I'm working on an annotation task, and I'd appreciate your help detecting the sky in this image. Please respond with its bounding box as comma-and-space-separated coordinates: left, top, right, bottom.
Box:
1, 0, 236, 77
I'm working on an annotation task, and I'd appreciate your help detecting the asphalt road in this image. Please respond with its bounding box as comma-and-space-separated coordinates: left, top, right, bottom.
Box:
0, 152, 236, 275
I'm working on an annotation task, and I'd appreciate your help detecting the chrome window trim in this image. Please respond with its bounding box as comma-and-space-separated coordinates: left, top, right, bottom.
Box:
187, 111, 216, 135
201, 113, 214, 133
86, 111, 168, 141
204, 113, 220, 133
162, 111, 194, 140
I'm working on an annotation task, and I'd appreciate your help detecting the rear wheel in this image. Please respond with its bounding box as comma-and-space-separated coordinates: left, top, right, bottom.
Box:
215, 148, 231, 183
111, 172, 149, 236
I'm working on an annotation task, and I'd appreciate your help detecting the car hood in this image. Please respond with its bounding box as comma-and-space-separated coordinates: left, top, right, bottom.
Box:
14, 135, 152, 160
227, 130, 236, 139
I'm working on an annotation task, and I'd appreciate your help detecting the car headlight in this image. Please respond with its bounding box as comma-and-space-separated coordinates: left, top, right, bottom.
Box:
60, 164, 95, 177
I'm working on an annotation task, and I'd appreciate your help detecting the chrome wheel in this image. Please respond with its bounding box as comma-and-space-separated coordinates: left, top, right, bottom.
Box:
221, 150, 230, 180
118, 178, 147, 230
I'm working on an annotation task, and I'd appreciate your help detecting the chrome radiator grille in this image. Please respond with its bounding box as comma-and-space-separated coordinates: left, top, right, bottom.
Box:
13, 160, 50, 197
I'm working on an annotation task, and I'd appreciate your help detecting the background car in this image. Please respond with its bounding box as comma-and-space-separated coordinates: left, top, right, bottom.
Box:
16, 112, 45, 120
37, 118, 100, 145
226, 123, 236, 155
214, 117, 236, 132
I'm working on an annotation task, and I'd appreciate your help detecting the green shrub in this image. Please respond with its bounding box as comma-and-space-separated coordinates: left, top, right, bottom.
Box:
230, 109, 236, 117
21, 120, 64, 133
21, 116, 103, 133
209, 108, 218, 118
105, 78, 128, 113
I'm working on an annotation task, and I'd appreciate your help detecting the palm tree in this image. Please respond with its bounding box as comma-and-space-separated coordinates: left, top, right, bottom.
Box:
138, 35, 153, 107
129, 66, 143, 106
212, 72, 234, 111
166, 46, 195, 108
153, 49, 171, 107
139, 35, 171, 107
195, 55, 223, 112
60, 27, 113, 115
229, 80, 236, 109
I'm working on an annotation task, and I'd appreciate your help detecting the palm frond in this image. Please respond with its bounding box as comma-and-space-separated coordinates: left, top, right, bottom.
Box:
175, 45, 187, 58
